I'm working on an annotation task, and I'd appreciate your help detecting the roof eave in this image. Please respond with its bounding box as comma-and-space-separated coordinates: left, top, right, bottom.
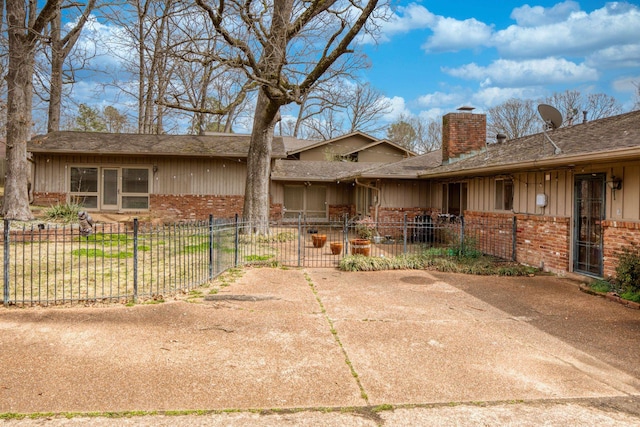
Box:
420, 146, 640, 179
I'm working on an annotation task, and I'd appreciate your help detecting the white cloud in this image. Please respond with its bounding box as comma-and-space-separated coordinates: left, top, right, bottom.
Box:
586, 43, 640, 69
471, 87, 541, 108
510, 1, 580, 27
443, 57, 599, 87
383, 3, 437, 35
492, 3, 640, 58
416, 91, 466, 108
422, 17, 493, 53
612, 75, 640, 92
380, 96, 411, 122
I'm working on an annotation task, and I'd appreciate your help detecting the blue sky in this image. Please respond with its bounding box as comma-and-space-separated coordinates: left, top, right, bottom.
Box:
63, 0, 640, 133
358, 0, 640, 122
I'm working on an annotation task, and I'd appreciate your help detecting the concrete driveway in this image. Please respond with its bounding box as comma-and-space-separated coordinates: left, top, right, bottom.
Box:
1, 268, 639, 425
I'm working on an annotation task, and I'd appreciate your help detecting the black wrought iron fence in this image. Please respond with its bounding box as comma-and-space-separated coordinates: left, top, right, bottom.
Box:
2, 213, 515, 306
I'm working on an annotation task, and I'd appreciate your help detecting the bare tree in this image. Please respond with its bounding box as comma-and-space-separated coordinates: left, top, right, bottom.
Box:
4, 0, 60, 220
195, 0, 384, 233
102, 0, 179, 134
413, 116, 441, 154
153, 6, 255, 134
386, 114, 441, 154
634, 82, 640, 111
345, 83, 391, 134
487, 98, 539, 140
45, 0, 97, 132
545, 89, 622, 125
585, 93, 622, 120
386, 117, 416, 150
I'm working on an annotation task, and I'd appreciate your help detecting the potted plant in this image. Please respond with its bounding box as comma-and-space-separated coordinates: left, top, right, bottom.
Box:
349, 238, 371, 256
311, 234, 327, 248
355, 216, 376, 240
330, 241, 343, 255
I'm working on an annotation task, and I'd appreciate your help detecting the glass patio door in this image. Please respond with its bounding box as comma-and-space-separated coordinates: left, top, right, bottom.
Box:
102, 168, 119, 210
573, 174, 605, 276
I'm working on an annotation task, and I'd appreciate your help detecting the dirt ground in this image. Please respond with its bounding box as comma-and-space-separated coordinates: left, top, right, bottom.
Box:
1, 267, 639, 426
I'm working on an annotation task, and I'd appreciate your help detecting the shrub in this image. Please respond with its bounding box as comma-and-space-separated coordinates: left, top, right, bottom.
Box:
616, 246, 640, 295
43, 203, 82, 222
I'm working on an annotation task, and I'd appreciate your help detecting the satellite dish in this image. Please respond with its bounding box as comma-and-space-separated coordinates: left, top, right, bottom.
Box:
537, 104, 563, 130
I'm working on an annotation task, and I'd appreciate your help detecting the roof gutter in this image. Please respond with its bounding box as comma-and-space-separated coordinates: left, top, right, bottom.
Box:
420, 146, 640, 179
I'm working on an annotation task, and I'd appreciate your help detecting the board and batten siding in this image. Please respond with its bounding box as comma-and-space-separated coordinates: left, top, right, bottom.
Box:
270, 182, 353, 206
32, 154, 247, 196
379, 180, 437, 209
465, 160, 640, 221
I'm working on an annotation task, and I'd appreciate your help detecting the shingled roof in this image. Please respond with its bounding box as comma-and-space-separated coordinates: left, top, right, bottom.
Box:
28, 131, 287, 158
271, 160, 380, 181
421, 110, 640, 178
357, 150, 443, 179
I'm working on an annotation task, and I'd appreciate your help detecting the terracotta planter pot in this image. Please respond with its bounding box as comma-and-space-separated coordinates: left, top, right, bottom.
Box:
330, 242, 343, 255
312, 234, 327, 248
350, 239, 371, 256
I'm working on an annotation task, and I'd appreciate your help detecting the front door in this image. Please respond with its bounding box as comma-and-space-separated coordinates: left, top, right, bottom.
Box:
573, 174, 605, 276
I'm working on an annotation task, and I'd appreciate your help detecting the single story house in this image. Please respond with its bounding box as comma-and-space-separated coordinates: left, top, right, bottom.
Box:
27, 108, 640, 279
27, 130, 413, 222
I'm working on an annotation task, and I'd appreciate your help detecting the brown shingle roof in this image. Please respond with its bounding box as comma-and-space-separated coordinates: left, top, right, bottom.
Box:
28, 131, 287, 158
358, 150, 443, 178
271, 160, 380, 181
421, 110, 640, 178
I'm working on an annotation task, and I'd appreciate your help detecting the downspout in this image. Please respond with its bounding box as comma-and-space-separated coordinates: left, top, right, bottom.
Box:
355, 178, 381, 221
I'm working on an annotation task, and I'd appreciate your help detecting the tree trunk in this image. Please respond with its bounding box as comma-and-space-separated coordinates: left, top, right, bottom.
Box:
3, 1, 36, 220
47, 4, 62, 133
243, 90, 280, 234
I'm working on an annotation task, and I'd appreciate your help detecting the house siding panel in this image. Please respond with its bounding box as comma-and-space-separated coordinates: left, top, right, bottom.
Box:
621, 165, 639, 219
33, 155, 247, 196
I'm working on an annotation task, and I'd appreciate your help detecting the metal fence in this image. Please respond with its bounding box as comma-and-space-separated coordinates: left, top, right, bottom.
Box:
2, 214, 515, 306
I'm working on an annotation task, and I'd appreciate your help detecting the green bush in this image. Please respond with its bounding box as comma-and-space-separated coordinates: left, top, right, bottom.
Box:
616, 246, 640, 295
43, 203, 82, 222
338, 252, 536, 276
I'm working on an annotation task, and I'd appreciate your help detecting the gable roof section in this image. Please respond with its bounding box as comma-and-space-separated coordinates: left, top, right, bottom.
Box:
341, 138, 417, 158
285, 131, 379, 156
420, 110, 640, 178
271, 160, 380, 182
281, 136, 320, 153
28, 131, 287, 158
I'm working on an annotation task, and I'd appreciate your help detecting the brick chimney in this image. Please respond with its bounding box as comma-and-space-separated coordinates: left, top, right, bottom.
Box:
442, 107, 487, 163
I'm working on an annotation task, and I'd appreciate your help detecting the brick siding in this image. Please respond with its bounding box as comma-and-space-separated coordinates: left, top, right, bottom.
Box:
515, 214, 570, 274
150, 194, 244, 221
32, 192, 66, 206
328, 204, 355, 220
602, 220, 640, 278
442, 112, 487, 162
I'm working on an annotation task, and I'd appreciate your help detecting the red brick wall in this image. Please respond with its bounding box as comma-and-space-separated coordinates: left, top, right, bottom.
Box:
32, 192, 66, 206
442, 112, 486, 162
516, 214, 570, 273
329, 204, 355, 220
150, 194, 244, 221
375, 207, 436, 238
463, 211, 514, 260
602, 220, 640, 278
